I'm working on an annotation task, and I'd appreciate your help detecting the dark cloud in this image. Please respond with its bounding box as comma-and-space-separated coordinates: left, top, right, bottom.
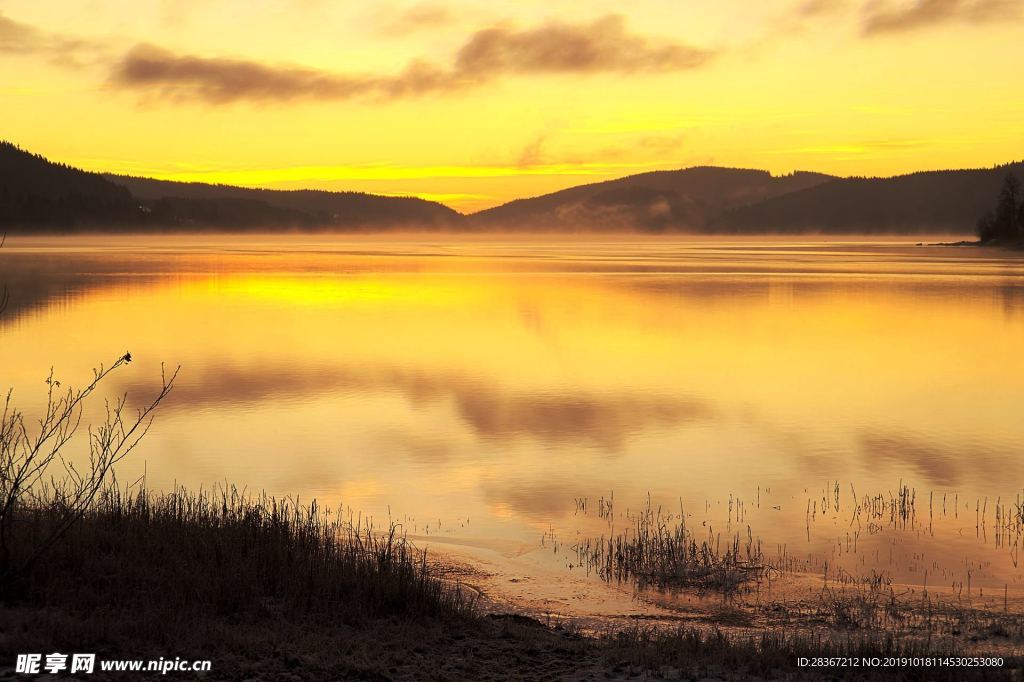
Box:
0, 11, 102, 66
862, 0, 1020, 35
110, 44, 462, 104
454, 15, 713, 76
108, 15, 714, 104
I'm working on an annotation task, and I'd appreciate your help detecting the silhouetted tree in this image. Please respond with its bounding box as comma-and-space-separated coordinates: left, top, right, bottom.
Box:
977, 174, 1023, 243
976, 210, 998, 243
994, 174, 1020, 241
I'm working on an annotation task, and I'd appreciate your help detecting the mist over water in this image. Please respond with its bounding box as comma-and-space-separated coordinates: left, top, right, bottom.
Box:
2, 234, 1023, 597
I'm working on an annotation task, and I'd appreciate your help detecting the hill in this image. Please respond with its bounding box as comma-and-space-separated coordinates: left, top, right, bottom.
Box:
468, 164, 1024, 234
468, 167, 834, 232
3, 140, 1022, 234
0, 142, 460, 231
106, 175, 461, 230
713, 164, 1024, 234
0, 141, 141, 229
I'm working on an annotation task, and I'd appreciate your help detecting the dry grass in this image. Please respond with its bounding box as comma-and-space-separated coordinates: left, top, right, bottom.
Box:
573, 498, 766, 593
599, 625, 1022, 681
2, 483, 1022, 680
3, 482, 474, 624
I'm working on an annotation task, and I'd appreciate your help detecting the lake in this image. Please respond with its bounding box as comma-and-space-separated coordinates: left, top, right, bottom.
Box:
2, 235, 1023, 615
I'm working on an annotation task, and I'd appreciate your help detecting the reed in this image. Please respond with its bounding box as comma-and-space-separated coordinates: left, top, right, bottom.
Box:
573, 498, 766, 592
5, 482, 1021, 679
600, 625, 1022, 681
4, 481, 475, 623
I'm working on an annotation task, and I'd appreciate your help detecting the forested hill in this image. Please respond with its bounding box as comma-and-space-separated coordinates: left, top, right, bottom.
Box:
2, 140, 1021, 234
468, 167, 834, 232
0, 142, 459, 231
106, 175, 461, 230
469, 163, 1024, 234
712, 163, 1024, 234
0, 141, 140, 228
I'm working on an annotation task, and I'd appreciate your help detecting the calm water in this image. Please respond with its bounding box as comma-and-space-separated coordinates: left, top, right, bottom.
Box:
2, 235, 1023, 599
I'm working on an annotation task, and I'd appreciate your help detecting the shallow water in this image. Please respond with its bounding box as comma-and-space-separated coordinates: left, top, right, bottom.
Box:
2, 234, 1023, 604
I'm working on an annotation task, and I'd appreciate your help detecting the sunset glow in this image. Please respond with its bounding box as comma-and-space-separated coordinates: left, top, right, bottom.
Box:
2, 0, 1023, 212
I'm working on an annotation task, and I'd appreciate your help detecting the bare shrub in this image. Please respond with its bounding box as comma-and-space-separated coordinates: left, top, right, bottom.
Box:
0, 356, 176, 585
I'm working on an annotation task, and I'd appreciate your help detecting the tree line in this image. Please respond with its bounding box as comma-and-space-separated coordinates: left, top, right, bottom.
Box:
977, 174, 1024, 244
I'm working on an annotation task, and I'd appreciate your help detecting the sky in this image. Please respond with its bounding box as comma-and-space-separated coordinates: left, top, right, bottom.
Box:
2, 0, 1023, 213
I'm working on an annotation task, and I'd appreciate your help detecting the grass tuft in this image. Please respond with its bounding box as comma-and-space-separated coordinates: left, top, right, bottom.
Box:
3, 482, 475, 624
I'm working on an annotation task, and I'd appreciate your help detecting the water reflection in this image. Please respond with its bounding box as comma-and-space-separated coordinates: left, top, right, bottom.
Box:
858, 430, 1023, 488
1, 236, 1023, 593
118, 362, 715, 451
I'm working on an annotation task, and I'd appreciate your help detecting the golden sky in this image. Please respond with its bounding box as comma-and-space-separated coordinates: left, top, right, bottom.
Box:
2, 0, 1023, 212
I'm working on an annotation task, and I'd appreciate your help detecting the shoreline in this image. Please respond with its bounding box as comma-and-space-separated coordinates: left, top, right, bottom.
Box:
925, 239, 1024, 249
429, 540, 1024, 653
4, 483, 1023, 680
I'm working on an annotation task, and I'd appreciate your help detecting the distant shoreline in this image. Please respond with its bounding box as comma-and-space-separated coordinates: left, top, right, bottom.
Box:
925, 239, 981, 246
5, 141, 1023, 236
924, 239, 1024, 249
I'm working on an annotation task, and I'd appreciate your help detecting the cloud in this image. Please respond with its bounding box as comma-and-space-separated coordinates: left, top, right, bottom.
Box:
517, 135, 548, 168
0, 12, 43, 53
454, 15, 713, 76
375, 2, 455, 36
0, 11, 103, 66
110, 43, 464, 104
861, 0, 1020, 35
798, 0, 848, 17
733, 0, 851, 59
108, 15, 714, 104
157, 0, 203, 28
598, 133, 686, 161
510, 131, 686, 171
